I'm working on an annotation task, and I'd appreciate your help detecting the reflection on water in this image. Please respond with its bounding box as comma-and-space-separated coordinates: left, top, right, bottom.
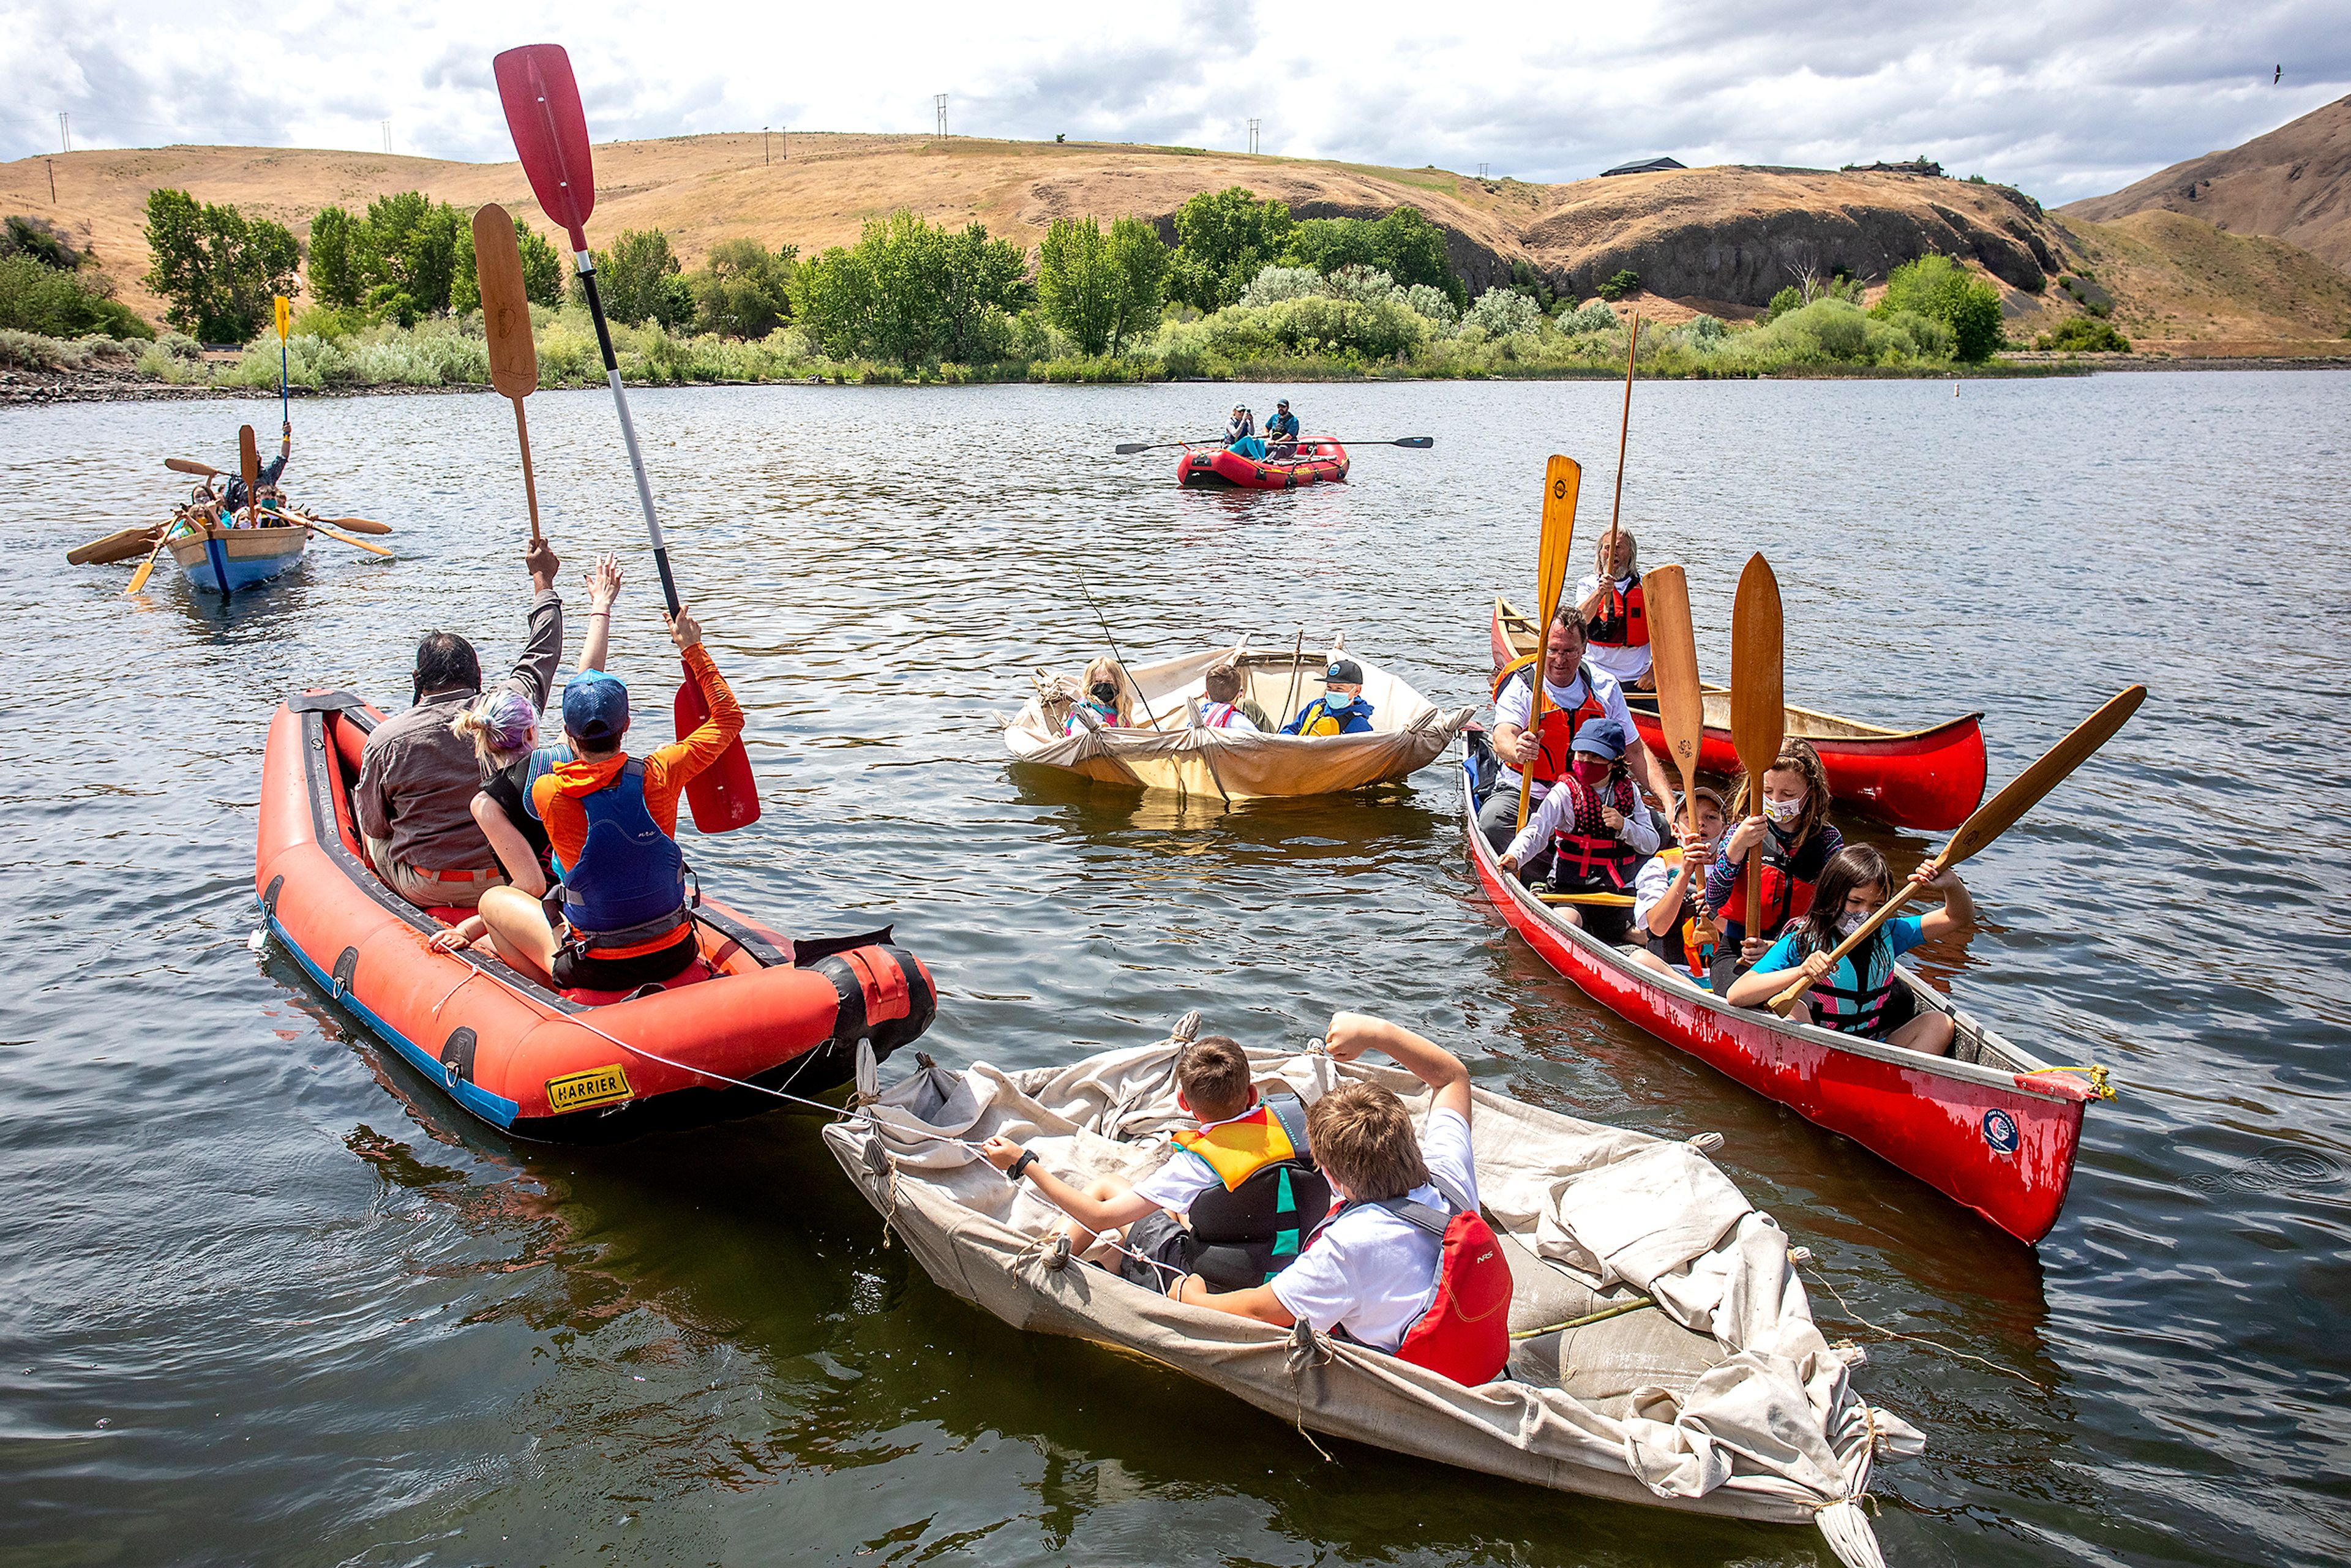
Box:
1, 373, 2347, 1566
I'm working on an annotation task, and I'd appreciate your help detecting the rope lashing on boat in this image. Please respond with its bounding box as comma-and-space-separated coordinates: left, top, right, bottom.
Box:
1284, 1319, 1338, 1463
2040, 1063, 2117, 1100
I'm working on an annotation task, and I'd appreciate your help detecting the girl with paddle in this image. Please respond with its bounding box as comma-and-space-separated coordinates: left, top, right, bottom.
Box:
1702, 739, 1843, 989
1727, 846, 1974, 1054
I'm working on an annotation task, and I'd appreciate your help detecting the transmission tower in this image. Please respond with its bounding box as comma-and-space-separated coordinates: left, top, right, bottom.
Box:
383, 120, 393, 154
1477, 162, 1489, 179
935, 94, 948, 137
59, 113, 69, 153
1247, 118, 1259, 156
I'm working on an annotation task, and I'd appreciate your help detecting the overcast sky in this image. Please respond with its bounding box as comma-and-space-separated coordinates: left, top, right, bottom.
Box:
5, 0, 2345, 203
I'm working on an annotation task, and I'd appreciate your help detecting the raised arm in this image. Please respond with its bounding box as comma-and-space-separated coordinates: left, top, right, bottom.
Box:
977, 1138, 1163, 1236
650, 606, 746, 789
1324, 1011, 1471, 1124
509, 538, 564, 711
576, 553, 623, 674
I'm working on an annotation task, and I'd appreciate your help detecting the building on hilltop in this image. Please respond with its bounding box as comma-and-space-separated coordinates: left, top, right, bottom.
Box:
1600, 157, 1685, 178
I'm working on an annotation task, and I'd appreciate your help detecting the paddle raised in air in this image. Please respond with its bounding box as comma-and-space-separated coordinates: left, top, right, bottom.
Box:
494, 41, 759, 833
1768, 684, 2148, 1016
473, 202, 545, 545
1728, 553, 1785, 943
1515, 455, 1581, 833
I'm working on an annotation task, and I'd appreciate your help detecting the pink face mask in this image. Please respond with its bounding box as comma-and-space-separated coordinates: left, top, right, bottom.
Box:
1570, 759, 1611, 787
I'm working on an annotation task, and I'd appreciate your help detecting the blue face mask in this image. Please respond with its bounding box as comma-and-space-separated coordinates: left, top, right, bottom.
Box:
1325, 692, 1355, 710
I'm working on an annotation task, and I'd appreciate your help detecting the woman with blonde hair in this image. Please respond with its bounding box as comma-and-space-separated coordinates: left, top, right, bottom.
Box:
1063, 656, 1133, 735
1701, 737, 1843, 991
430, 554, 621, 954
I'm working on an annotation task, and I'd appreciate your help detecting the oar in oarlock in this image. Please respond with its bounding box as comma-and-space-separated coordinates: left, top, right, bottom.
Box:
1113, 435, 1434, 455
1515, 455, 1581, 834
69, 525, 163, 566
1766, 685, 2148, 1017
1728, 553, 1785, 947
473, 201, 544, 545
495, 41, 759, 833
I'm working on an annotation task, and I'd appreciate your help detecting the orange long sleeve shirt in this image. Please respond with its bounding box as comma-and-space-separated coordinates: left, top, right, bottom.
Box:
531, 643, 744, 876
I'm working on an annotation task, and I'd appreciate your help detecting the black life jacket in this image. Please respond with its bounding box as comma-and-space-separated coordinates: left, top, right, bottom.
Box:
1172, 1089, 1332, 1290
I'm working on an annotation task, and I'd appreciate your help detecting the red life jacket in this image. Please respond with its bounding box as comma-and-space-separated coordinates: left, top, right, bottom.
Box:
1198, 701, 1246, 729
1717, 826, 1820, 943
1547, 773, 1644, 893
1491, 661, 1607, 787
1586, 570, 1649, 649
1375, 1176, 1512, 1385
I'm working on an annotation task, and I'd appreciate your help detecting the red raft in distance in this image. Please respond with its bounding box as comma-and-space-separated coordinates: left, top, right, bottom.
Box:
1491, 596, 1987, 831
1177, 440, 1350, 490
1458, 762, 2101, 1245
255, 689, 937, 1141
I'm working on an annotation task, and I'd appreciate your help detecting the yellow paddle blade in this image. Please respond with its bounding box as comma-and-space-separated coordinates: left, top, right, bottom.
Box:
274, 295, 291, 339
304, 520, 395, 558
1535, 455, 1581, 625
124, 536, 168, 595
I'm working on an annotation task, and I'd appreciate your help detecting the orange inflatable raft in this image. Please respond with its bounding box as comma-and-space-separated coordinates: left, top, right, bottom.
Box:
255, 690, 937, 1141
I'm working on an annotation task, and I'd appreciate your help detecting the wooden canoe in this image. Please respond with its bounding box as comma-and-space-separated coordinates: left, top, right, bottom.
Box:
167, 516, 308, 594
1459, 763, 2099, 1244
1491, 596, 1987, 830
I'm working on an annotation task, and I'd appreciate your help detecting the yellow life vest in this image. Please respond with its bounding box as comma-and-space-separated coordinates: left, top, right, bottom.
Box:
1171, 1099, 1302, 1190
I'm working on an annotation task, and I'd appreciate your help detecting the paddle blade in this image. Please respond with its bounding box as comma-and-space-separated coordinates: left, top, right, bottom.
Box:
165, 457, 217, 478
1728, 552, 1785, 782
1392, 436, 1434, 448
474, 204, 539, 401
676, 669, 761, 833
239, 426, 260, 523
494, 45, 597, 250
274, 295, 291, 340
306, 522, 394, 558
1535, 455, 1581, 623
314, 515, 393, 535
124, 536, 168, 595
1643, 563, 1705, 801
1114, 442, 1150, 454
1942, 685, 2147, 870
70, 526, 160, 566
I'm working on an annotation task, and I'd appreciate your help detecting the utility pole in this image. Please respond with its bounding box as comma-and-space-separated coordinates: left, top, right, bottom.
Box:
59, 113, 69, 153
763, 126, 770, 165
1247, 118, 1259, 156
47, 158, 56, 202
935, 94, 948, 137
781, 126, 787, 162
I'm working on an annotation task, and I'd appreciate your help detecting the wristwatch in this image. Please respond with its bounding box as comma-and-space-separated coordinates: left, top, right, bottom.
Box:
1007, 1149, 1039, 1182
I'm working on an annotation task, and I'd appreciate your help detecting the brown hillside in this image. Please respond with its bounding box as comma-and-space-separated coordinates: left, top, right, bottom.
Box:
4, 132, 2343, 354
2060, 209, 2351, 352
2060, 96, 2351, 271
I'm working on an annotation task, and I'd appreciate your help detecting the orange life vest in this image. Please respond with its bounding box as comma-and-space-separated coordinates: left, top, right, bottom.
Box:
1490, 659, 1607, 787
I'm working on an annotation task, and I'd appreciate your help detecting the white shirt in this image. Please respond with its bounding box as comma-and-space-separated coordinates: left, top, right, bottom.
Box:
1575, 573, 1652, 684
1503, 775, 1662, 866
1269, 1106, 1477, 1353
1491, 662, 1638, 798
1131, 1106, 1260, 1213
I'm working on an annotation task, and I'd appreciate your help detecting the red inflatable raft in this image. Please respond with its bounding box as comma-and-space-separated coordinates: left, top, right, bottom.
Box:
1177, 440, 1349, 490
255, 690, 937, 1141
1459, 759, 2101, 1244
1491, 598, 1987, 830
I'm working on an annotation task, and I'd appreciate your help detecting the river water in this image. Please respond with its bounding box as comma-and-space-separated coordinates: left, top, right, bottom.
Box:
1, 372, 2345, 1567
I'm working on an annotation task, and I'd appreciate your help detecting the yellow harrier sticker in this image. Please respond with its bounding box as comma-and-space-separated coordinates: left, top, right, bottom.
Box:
546, 1063, 632, 1112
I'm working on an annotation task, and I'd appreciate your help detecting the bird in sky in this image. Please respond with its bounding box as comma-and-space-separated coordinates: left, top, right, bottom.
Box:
2274, 64, 2282, 84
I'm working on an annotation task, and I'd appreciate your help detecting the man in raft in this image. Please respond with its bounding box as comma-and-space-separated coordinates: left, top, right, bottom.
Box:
358, 537, 566, 911
470, 603, 744, 991
1264, 397, 1300, 457
1480, 609, 1676, 862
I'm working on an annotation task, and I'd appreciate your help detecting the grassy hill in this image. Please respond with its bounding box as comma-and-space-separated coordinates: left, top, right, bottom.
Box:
6, 131, 2346, 356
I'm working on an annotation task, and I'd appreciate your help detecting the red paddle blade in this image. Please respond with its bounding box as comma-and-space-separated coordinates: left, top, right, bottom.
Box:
493, 44, 596, 250
676, 670, 760, 833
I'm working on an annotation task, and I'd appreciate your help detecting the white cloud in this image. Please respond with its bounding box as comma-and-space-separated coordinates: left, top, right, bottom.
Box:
4, 0, 2345, 203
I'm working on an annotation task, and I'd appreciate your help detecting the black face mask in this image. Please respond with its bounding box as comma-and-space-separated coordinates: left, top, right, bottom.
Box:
1090, 682, 1119, 703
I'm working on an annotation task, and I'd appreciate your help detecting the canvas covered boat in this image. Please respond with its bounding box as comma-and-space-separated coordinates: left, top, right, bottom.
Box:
1458, 762, 2103, 1244
1000, 637, 1474, 800
1492, 596, 1987, 830
821, 1019, 1920, 1566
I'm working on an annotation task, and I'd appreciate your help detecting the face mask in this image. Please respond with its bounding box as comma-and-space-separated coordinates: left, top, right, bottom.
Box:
1089, 682, 1118, 703
1326, 692, 1356, 710
1761, 794, 1804, 827
1834, 911, 1868, 937
1570, 759, 1611, 786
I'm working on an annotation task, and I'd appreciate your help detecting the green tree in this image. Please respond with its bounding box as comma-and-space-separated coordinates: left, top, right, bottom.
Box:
517, 223, 564, 306
686, 237, 798, 338
936, 223, 1028, 362
1875, 253, 2003, 361
307, 206, 361, 307
0, 254, 153, 339
1, 214, 80, 270
791, 243, 880, 359
1038, 217, 1117, 354
1168, 187, 1292, 310
1283, 206, 1461, 304
578, 228, 691, 328
140, 188, 299, 341
1105, 216, 1169, 354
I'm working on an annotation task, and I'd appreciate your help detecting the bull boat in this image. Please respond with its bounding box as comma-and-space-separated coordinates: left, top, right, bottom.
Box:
256, 688, 937, 1141
1492, 596, 1987, 830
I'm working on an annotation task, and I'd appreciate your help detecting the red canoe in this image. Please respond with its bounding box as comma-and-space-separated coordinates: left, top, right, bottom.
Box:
256, 689, 937, 1141
1459, 765, 2101, 1244
1177, 440, 1349, 489
1491, 597, 1987, 830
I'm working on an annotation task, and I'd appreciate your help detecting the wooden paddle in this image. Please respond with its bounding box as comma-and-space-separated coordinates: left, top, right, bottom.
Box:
1597, 315, 1641, 624
165, 457, 219, 479
1515, 454, 1582, 833
301, 514, 394, 535
1538, 891, 1634, 908
69, 525, 161, 566
298, 519, 396, 557
1768, 685, 2149, 1015
497, 42, 759, 833
1113, 436, 1433, 456
1728, 553, 1785, 942
474, 202, 544, 544
239, 426, 261, 528
1640, 562, 1717, 962
123, 530, 172, 594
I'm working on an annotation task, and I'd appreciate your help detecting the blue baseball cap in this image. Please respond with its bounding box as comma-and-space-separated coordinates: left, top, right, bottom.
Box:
562, 671, 629, 743
1572, 716, 1630, 759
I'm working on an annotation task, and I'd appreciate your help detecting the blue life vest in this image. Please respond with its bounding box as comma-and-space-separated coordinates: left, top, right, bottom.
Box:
560, 759, 688, 949
1805, 931, 1897, 1036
